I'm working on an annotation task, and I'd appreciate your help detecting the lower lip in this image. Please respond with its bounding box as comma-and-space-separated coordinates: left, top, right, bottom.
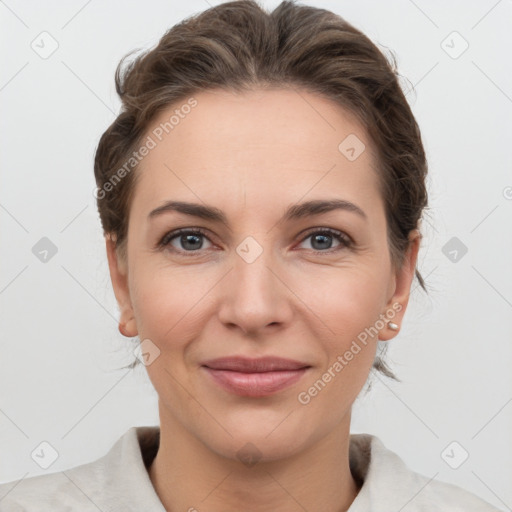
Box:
202, 366, 309, 397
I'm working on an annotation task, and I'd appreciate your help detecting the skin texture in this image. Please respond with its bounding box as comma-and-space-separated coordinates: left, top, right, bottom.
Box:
106, 87, 420, 511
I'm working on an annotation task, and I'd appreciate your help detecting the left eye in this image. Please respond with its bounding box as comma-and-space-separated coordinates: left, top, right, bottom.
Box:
297, 229, 351, 251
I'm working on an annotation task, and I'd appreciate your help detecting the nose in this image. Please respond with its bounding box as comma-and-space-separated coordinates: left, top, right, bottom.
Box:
216, 239, 294, 336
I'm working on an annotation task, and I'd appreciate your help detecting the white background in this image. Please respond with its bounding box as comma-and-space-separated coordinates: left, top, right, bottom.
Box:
1, 0, 511, 509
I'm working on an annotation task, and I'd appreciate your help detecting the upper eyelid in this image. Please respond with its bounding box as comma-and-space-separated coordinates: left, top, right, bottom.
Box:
160, 227, 211, 246
300, 226, 351, 241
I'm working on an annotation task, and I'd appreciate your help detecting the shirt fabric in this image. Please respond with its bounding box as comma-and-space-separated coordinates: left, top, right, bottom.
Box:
0, 425, 503, 511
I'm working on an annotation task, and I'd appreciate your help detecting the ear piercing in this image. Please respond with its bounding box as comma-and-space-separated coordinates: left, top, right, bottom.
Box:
387, 322, 399, 331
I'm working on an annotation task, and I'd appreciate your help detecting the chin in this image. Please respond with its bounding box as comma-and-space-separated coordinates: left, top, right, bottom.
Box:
203, 421, 311, 464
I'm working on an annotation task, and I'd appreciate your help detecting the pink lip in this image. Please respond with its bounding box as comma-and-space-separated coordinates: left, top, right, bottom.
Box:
202, 367, 309, 397
201, 356, 311, 397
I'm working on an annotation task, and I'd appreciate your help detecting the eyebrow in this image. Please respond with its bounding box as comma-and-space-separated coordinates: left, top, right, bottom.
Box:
148, 199, 367, 224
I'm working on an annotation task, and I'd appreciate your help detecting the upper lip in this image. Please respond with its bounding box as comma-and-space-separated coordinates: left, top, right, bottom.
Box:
201, 356, 310, 373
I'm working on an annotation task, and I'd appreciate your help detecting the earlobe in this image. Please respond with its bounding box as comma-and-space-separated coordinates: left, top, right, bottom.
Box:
105, 235, 139, 338
119, 316, 138, 338
379, 229, 422, 342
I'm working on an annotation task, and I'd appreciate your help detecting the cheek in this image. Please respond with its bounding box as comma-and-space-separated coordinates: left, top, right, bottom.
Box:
129, 269, 208, 395
296, 268, 385, 400
130, 263, 215, 346
298, 265, 387, 338
296, 271, 384, 409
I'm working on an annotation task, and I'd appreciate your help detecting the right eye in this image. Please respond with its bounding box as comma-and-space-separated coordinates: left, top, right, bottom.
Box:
158, 228, 214, 254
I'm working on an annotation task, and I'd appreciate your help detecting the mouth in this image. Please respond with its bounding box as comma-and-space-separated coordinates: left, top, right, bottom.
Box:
200, 356, 311, 397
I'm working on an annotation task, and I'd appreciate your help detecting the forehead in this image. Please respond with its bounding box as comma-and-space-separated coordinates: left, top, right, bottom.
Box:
131, 87, 382, 219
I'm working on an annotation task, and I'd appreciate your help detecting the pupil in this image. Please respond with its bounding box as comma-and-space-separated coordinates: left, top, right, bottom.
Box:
312, 234, 331, 250
183, 234, 202, 250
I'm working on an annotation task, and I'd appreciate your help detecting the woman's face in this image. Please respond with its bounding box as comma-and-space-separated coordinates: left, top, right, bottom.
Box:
107, 87, 419, 461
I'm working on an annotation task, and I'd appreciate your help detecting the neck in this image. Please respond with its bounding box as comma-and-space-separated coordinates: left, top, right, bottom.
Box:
148, 405, 361, 512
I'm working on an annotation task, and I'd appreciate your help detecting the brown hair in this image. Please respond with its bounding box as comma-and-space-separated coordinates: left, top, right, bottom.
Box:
94, 0, 429, 380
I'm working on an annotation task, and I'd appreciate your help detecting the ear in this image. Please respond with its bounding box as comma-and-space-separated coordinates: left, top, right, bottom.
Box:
379, 229, 421, 341
105, 235, 138, 338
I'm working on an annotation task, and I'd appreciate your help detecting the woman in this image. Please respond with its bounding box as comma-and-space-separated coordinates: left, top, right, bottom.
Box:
0, 1, 503, 510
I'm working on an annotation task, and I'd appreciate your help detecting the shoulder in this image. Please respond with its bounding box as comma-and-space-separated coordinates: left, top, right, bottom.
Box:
0, 462, 105, 511
417, 476, 504, 511
349, 433, 504, 511
0, 425, 162, 512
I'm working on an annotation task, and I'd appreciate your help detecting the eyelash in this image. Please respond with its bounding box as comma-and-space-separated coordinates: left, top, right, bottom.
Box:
157, 227, 353, 256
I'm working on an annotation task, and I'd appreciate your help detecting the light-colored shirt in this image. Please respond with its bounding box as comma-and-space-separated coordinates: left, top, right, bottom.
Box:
0, 425, 503, 511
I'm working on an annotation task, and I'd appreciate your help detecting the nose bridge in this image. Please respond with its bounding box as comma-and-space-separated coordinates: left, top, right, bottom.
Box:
217, 232, 292, 332
233, 233, 279, 301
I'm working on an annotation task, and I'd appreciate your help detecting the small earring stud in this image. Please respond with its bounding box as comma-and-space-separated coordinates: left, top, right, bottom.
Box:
388, 322, 399, 331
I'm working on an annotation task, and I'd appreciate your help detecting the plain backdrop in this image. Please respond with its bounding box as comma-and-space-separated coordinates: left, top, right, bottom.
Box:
1, 0, 511, 509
